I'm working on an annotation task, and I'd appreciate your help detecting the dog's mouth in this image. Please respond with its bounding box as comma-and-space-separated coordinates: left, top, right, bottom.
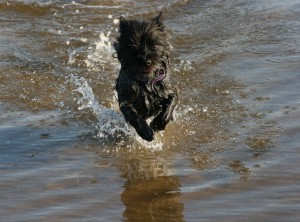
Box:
148, 69, 166, 84
123, 59, 168, 84
125, 64, 153, 75
143, 67, 152, 73
126, 68, 166, 84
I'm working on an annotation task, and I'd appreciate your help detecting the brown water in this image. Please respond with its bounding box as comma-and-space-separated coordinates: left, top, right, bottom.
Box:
1, 0, 300, 221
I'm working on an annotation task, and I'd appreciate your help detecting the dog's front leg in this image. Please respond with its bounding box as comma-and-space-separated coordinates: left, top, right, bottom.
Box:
150, 93, 178, 131
120, 102, 154, 141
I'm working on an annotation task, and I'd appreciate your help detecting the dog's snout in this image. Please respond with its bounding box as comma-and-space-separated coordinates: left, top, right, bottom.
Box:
137, 55, 152, 67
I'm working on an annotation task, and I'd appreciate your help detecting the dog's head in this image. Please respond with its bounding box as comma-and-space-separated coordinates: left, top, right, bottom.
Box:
114, 12, 171, 78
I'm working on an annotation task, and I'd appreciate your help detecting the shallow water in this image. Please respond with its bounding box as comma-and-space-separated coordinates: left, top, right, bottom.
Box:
1, 0, 300, 221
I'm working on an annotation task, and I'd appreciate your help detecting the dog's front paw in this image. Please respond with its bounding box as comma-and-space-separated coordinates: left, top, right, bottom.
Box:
137, 125, 154, 141
150, 118, 167, 132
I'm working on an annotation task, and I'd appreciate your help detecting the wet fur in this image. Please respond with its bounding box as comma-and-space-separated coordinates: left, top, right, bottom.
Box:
114, 13, 178, 141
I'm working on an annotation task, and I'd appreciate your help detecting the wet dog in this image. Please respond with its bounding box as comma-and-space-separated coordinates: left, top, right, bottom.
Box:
114, 12, 178, 141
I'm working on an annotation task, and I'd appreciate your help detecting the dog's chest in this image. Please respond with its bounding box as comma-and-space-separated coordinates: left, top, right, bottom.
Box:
134, 85, 165, 118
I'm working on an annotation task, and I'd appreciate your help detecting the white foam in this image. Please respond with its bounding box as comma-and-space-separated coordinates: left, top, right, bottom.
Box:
135, 132, 164, 150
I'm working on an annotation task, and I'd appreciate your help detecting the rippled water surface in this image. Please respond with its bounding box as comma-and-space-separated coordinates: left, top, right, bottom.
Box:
1, 0, 300, 221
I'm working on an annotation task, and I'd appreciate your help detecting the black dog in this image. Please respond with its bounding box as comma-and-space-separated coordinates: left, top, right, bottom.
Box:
114, 12, 178, 141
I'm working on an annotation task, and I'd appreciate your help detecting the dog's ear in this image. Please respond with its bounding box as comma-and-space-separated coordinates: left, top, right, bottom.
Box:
152, 12, 163, 26
119, 16, 129, 33
119, 15, 126, 25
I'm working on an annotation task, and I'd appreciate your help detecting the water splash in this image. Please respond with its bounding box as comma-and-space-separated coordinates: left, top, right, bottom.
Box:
68, 73, 164, 150
134, 131, 164, 150
85, 31, 118, 72
69, 74, 131, 139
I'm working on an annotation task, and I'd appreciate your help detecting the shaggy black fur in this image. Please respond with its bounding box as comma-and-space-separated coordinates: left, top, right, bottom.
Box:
114, 12, 178, 141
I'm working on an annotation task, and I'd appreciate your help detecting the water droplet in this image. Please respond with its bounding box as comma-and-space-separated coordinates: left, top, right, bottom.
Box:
113, 19, 119, 24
